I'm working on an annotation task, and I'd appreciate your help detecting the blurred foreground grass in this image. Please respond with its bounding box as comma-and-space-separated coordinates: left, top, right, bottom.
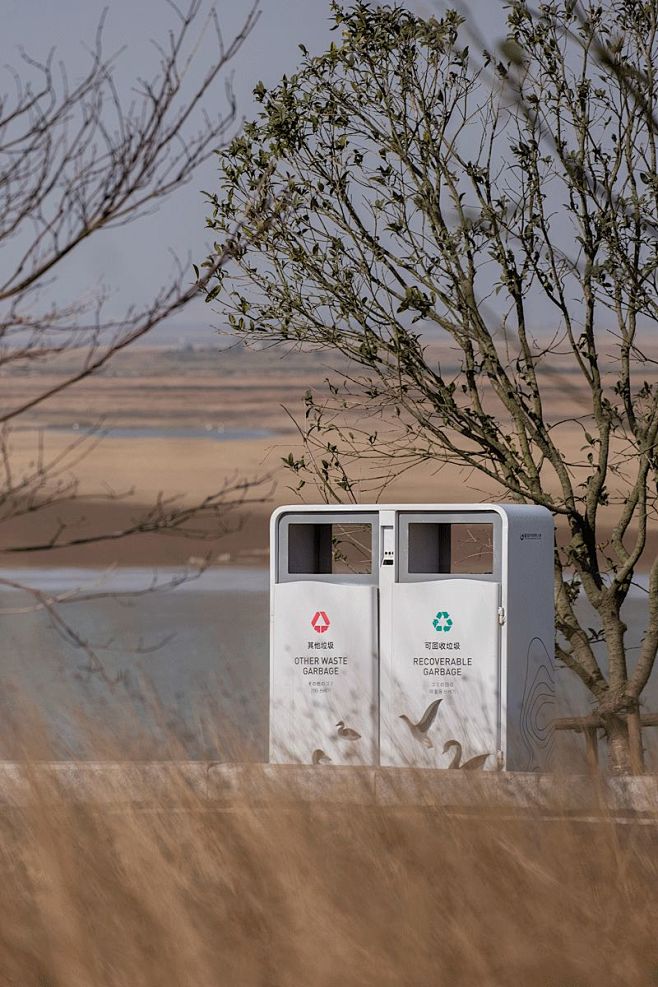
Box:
0, 754, 657, 986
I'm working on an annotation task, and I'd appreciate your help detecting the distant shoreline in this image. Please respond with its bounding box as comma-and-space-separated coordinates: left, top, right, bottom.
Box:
32, 424, 275, 442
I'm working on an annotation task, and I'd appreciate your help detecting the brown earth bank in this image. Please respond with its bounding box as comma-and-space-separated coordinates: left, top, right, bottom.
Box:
3, 344, 655, 568
2, 489, 655, 570
0, 495, 273, 568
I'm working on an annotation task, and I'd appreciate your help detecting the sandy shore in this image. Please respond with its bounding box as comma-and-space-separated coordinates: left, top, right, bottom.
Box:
2, 344, 653, 568
1, 343, 498, 566
1, 429, 500, 567
5, 429, 654, 568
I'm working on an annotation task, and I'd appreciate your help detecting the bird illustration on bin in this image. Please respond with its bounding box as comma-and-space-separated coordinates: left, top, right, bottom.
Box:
336, 720, 361, 741
399, 698, 443, 748
443, 739, 490, 771
312, 748, 332, 765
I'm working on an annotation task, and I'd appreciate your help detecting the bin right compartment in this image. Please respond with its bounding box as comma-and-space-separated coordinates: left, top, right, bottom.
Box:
380, 512, 502, 770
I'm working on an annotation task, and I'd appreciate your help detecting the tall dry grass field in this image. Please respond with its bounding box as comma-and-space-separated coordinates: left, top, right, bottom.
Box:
0, 755, 656, 987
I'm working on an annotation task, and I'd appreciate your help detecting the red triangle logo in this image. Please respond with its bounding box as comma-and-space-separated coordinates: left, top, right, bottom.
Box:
311, 610, 330, 634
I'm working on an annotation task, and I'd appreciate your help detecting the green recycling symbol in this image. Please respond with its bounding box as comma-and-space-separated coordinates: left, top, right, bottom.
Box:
433, 611, 453, 632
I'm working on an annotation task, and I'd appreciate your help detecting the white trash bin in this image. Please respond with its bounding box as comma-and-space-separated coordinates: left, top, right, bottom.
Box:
270, 504, 554, 771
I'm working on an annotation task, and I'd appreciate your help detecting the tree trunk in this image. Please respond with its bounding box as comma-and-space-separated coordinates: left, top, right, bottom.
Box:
606, 717, 632, 775
627, 711, 645, 775
584, 727, 599, 774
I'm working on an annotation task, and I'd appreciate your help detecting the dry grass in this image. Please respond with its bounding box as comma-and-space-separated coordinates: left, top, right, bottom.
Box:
0, 750, 657, 987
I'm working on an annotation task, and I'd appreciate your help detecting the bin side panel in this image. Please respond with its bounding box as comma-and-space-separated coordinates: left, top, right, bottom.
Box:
270, 581, 378, 765
381, 580, 499, 769
504, 510, 556, 771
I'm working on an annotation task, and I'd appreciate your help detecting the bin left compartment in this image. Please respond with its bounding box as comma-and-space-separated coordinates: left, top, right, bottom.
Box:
270, 513, 380, 766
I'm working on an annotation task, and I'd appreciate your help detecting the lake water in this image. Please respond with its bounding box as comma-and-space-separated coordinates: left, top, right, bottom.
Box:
0, 567, 655, 769
0, 567, 269, 761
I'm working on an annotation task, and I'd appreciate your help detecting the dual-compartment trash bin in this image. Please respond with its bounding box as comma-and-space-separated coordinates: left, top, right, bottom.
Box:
270, 504, 555, 771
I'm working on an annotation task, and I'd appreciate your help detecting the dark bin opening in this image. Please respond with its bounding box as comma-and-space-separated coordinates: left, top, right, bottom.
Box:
288, 522, 373, 575
408, 522, 494, 574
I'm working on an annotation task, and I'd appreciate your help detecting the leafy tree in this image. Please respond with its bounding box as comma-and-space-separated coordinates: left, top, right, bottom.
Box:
204, 0, 658, 773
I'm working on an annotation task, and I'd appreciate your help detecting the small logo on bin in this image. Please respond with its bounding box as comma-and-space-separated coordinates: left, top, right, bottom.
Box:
433, 611, 453, 632
311, 610, 331, 634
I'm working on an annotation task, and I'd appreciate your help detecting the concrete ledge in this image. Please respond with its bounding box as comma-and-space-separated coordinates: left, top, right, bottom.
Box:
206, 764, 376, 806
0, 761, 208, 807
0, 762, 655, 818
607, 775, 658, 814
373, 770, 632, 815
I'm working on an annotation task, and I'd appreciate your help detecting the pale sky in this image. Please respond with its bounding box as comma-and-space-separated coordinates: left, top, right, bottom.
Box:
2, 0, 510, 343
